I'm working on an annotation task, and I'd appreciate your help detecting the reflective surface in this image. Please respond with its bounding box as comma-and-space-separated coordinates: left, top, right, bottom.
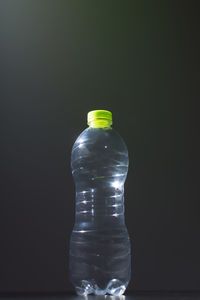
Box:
0, 293, 200, 300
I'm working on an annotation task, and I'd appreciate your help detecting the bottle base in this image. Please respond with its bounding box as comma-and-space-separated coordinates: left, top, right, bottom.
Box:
75, 279, 127, 296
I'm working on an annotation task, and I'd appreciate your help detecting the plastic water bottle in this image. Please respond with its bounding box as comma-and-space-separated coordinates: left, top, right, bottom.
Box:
69, 110, 131, 296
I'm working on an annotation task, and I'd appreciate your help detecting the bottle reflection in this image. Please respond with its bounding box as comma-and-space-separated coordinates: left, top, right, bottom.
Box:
68, 295, 126, 300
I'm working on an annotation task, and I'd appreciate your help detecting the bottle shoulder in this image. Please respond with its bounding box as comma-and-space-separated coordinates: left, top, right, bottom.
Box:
72, 127, 128, 155
71, 127, 129, 181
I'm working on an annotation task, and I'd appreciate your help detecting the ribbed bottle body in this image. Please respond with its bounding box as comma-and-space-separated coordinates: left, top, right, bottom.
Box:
70, 127, 131, 295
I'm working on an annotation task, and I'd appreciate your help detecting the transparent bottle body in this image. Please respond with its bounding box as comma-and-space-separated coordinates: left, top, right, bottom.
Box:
70, 126, 131, 296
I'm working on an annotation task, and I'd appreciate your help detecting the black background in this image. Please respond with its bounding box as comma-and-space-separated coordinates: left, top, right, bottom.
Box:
0, 0, 199, 294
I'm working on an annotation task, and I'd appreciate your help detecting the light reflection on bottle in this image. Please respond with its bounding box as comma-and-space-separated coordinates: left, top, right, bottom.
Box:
111, 180, 123, 189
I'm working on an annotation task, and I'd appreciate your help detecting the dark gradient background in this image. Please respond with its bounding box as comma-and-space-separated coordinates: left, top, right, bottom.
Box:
0, 0, 199, 294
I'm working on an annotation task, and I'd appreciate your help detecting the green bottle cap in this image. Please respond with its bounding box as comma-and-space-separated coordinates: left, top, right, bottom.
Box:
87, 110, 112, 128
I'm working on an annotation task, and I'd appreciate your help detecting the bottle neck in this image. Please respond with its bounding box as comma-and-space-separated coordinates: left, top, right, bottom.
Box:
89, 119, 112, 128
